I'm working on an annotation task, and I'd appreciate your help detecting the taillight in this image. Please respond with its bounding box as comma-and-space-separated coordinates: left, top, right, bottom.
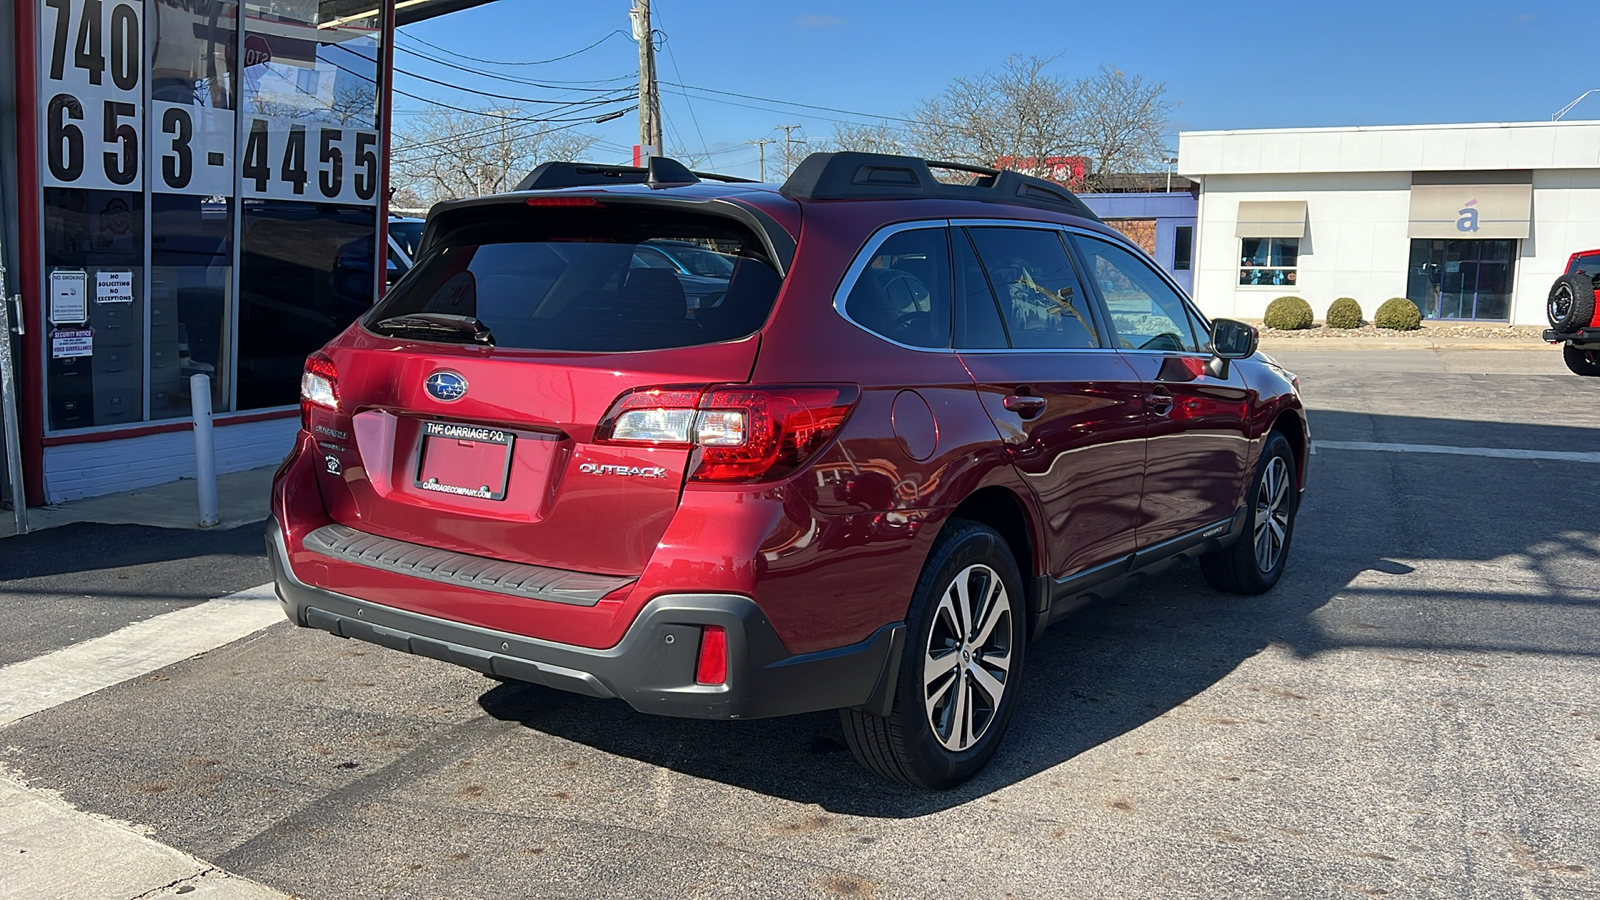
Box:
595, 384, 860, 483
299, 352, 339, 430
695, 625, 728, 685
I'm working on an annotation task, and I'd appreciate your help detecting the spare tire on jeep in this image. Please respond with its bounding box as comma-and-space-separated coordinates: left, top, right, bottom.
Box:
1548, 273, 1597, 332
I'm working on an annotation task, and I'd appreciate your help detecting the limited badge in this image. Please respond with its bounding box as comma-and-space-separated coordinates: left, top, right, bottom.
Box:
324, 455, 342, 476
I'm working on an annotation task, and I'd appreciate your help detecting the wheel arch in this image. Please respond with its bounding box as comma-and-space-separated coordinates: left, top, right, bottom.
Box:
1270, 407, 1309, 489
945, 485, 1044, 634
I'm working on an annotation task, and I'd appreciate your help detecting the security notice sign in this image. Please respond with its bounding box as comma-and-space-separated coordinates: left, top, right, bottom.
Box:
50, 328, 94, 359
38, 0, 145, 191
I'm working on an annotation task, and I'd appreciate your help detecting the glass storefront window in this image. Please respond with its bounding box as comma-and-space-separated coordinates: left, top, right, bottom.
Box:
1239, 237, 1298, 286
1406, 239, 1516, 321
35, 0, 384, 432
42, 188, 146, 429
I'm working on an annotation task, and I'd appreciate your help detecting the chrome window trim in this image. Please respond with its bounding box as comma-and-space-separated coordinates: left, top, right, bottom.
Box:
830, 217, 1221, 357
831, 219, 959, 354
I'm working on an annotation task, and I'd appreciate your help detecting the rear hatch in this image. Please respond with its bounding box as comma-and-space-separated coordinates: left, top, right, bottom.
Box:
304, 196, 789, 577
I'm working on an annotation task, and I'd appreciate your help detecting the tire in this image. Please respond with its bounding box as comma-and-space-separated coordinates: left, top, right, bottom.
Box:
1564, 343, 1600, 377
1200, 431, 1298, 595
840, 519, 1026, 789
1548, 273, 1597, 332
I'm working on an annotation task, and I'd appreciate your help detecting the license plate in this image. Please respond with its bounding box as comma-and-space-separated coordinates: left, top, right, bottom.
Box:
415, 421, 514, 501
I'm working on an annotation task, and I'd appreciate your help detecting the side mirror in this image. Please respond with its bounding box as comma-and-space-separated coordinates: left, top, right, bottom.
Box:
1207, 318, 1258, 378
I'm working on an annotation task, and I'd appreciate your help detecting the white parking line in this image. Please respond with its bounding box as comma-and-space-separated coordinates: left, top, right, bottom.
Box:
1313, 440, 1600, 464
0, 583, 282, 728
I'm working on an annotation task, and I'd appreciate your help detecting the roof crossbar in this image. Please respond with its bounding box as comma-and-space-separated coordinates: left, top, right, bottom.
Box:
779, 152, 1102, 221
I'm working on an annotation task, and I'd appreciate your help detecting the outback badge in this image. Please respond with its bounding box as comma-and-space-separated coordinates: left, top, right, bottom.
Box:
424, 370, 468, 402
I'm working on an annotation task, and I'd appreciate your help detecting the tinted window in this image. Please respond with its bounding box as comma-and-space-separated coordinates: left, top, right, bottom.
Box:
953, 229, 1008, 349
966, 227, 1099, 349
1075, 235, 1200, 353
1571, 253, 1600, 279
843, 228, 952, 349
1173, 225, 1193, 271
369, 208, 781, 352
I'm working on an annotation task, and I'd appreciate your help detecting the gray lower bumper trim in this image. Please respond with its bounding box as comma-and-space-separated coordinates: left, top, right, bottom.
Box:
303, 523, 633, 607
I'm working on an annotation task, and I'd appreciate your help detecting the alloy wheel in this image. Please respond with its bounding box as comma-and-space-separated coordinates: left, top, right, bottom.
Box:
1550, 284, 1573, 326
923, 563, 1013, 752
1254, 456, 1292, 573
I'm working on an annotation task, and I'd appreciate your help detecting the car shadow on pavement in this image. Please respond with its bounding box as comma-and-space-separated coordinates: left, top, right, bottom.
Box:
479, 409, 1600, 817
0, 520, 271, 584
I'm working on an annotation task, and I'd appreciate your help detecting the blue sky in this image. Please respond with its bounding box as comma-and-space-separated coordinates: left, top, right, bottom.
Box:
396, 1, 1596, 181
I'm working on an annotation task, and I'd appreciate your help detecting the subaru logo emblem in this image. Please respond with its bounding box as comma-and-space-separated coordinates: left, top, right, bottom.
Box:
424, 370, 468, 402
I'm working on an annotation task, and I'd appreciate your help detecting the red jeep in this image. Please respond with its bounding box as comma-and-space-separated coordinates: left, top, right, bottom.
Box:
1546, 249, 1600, 376
269, 153, 1308, 788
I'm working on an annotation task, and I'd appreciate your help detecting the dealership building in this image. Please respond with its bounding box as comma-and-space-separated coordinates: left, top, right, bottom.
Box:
1177, 120, 1600, 326
0, 0, 484, 512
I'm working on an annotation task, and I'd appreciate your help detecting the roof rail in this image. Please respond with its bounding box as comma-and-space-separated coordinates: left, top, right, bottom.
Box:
779, 152, 1101, 221
513, 157, 755, 192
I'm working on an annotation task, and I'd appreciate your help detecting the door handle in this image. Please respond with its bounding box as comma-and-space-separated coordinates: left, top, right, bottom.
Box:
1146, 388, 1174, 416
1003, 394, 1048, 418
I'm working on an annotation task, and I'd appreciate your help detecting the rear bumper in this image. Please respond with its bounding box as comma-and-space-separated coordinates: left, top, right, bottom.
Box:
267, 523, 904, 719
1545, 327, 1600, 346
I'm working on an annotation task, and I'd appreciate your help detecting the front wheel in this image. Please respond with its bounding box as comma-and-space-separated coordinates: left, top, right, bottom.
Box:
1563, 343, 1600, 377
840, 520, 1026, 789
1200, 431, 1298, 594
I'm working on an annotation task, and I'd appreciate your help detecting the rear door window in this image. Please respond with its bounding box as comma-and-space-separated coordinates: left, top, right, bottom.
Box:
1571, 254, 1600, 279
965, 227, 1100, 350
367, 207, 782, 352
842, 227, 952, 349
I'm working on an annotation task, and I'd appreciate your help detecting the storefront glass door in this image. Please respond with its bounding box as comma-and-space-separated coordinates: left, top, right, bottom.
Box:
1406, 239, 1516, 321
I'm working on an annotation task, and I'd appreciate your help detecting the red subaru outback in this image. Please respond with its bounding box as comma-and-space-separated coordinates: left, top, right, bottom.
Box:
269, 153, 1308, 788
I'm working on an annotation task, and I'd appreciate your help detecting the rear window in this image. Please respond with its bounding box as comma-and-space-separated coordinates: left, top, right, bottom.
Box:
1571, 254, 1600, 279
367, 206, 782, 352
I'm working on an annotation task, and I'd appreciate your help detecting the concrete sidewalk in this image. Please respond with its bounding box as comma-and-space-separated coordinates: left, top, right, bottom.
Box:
1, 465, 276, 539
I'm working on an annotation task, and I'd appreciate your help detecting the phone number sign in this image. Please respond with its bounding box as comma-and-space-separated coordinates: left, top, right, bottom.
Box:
38, 0, 381, 205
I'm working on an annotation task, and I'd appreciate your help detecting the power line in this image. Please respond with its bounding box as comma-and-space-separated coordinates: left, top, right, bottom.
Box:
395, 65, 635, 106
662, 80, 916, 125
392, 43, 634, 92
392, 105, 633, 154
650, 6, 711, 172
398, 29, 631, 67
393, 113, 632, 166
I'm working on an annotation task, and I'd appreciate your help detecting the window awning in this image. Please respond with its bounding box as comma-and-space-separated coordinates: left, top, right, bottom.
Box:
1235, 201, 1307, 238
1408, 183, 1532, 239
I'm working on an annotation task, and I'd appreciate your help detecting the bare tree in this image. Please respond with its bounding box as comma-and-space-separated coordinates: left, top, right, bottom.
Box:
1070, 65, 1172, 185
391, 106, 599, 204
874, 57, 1171, 188
821, 121, 906, 156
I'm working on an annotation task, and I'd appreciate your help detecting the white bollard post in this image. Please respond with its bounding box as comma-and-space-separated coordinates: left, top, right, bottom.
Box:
191, 373, 219, 528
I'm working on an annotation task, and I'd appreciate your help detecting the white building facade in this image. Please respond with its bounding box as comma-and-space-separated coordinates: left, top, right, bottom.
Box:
1177, 121, 1600, 326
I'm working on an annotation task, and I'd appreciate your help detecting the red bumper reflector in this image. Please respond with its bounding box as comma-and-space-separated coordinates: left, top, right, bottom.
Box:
695, 625, 728, 685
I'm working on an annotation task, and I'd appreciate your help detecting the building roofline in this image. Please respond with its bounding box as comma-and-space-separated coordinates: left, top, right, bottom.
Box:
1179, 119, 1600, 139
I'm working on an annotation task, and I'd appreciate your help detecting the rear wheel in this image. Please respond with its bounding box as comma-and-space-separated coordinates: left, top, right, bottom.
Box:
1564, 343, 1600, 377
1548, 273, 1597, 332
1200, 431, 1297, 595
840, 520, 1025, 789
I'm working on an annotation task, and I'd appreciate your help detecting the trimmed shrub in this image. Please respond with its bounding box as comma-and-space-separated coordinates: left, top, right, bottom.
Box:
1263, 295, 1314, 330
1374, 297, 1423, 331
1325, 297, 1363, 329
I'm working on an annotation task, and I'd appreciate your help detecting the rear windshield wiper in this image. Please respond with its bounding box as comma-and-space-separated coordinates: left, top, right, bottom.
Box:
372, 313, 495, 345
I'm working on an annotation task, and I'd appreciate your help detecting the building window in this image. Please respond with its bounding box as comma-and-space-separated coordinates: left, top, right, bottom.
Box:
1239, 237, 1298, 286
1173, 226, 1193, 271
1406, 239, 1516, 321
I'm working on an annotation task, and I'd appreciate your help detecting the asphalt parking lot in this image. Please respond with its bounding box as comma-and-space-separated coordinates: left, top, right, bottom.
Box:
2, 348, 1597, 900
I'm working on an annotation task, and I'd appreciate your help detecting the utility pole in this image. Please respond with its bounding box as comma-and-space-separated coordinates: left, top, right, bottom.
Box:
747, 138, 776, 182
776, 124, 805, 178
630, 1, 663, 159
